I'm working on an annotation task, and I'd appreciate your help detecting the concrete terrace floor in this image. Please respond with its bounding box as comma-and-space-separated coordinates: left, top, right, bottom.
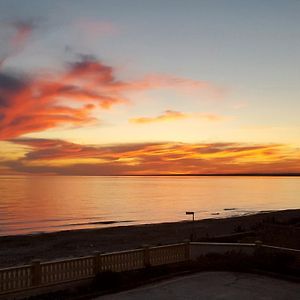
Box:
96, 272, 300, 300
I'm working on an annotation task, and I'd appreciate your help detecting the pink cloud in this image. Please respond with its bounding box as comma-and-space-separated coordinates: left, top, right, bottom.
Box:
1, 54, 223, 139
130, 110, 227, 124
77, 19, 118, 36
0, 20, 36, 68
10, 20, 35, 49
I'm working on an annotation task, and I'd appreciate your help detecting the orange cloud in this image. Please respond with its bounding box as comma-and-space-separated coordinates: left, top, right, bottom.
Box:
130, 110, 226, 124
0, 55, 223, 140
3, 138, 300, 175
0, 56, 127, 139
130, 110, 187, 124
0, 57, 128, 140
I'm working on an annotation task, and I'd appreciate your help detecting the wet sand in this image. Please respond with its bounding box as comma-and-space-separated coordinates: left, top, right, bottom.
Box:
0, 209, 299, 268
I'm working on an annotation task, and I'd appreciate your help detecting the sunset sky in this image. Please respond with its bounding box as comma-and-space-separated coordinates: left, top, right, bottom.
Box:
0, 0, 300, 175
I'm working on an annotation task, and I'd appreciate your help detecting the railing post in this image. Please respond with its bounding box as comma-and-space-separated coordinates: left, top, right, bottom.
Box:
183, 239, 191, 261
31, 260, 41, 286
93, 251, 101, 275
254, 240, 263, 255
143, 244, 151, 267
255, 240, 263, 249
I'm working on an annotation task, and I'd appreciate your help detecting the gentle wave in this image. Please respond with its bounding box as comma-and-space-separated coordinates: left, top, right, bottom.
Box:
0, 175, 299, 236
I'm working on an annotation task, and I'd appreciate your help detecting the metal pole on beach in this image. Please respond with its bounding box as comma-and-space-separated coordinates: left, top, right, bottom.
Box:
186, 211, 195, 240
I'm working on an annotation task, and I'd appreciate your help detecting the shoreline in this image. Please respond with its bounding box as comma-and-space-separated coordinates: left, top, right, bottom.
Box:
0, 209, 299, 268
0, 209, 272, 238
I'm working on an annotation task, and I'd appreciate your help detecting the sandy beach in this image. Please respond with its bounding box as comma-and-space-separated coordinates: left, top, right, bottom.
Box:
0, 209, 299, 268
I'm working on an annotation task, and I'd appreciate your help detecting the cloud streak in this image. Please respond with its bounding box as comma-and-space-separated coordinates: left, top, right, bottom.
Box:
130, 110, 226, 124
3, 138, 300, 175
130, 110, 187, 124
0, 54, 222, 139
77, 19, 118, 37
0, 19, 36, 68
0, 56, 126, 139
0, 21, 224, 141
10, 20, 35, 49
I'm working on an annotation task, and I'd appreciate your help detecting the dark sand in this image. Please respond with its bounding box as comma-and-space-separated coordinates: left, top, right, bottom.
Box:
0, 209, 299, 268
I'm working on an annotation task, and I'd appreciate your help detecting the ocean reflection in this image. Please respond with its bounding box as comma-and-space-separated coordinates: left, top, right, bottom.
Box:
0, 176, 299, 236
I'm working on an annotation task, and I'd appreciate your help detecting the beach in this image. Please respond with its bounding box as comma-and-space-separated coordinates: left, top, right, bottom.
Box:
1, 175, 299, 237
0, 209, 299, 268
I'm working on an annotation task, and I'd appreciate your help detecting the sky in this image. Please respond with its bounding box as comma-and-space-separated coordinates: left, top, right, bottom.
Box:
0, 0, 300, 175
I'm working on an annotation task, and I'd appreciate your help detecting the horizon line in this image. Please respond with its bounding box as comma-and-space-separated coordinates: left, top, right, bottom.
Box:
1, 173, 300, 177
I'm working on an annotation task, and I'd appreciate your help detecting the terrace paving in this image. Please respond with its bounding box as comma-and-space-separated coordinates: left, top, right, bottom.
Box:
96, 271, 300, 300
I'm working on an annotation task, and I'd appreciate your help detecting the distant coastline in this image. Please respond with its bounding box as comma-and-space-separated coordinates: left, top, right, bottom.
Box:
124, 173, 300, 177
1, 173, 300, 177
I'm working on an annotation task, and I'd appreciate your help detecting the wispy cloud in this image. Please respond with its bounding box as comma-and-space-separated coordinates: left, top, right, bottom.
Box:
0, 56, 126, 139
130, 110, 227, 124
0, 19, 36, 68
126, 74, 225, 98
130, 110, 187, 124
10, 20, 36, 49
3, 138, 300, 175
77, 19, 118, 37
0, 54, 223, 139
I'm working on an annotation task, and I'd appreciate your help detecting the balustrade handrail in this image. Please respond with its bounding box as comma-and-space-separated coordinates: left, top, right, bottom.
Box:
0, 241, 299, 296
150, 242, 186, 249
261, 245, 300, 252
190, 242, 256, 247
100, 248, 144, 255
41, 255, 94, 265
0, 264, 31, 272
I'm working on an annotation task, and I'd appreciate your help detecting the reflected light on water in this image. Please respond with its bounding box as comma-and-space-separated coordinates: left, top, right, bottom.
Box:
0, 176, 299, 236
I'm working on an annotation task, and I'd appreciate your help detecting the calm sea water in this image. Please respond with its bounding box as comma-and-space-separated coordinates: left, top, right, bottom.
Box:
0, 176, 299, 236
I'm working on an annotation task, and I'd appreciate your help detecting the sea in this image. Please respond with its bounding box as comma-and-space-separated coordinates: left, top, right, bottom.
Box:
0, 175, 299, 236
